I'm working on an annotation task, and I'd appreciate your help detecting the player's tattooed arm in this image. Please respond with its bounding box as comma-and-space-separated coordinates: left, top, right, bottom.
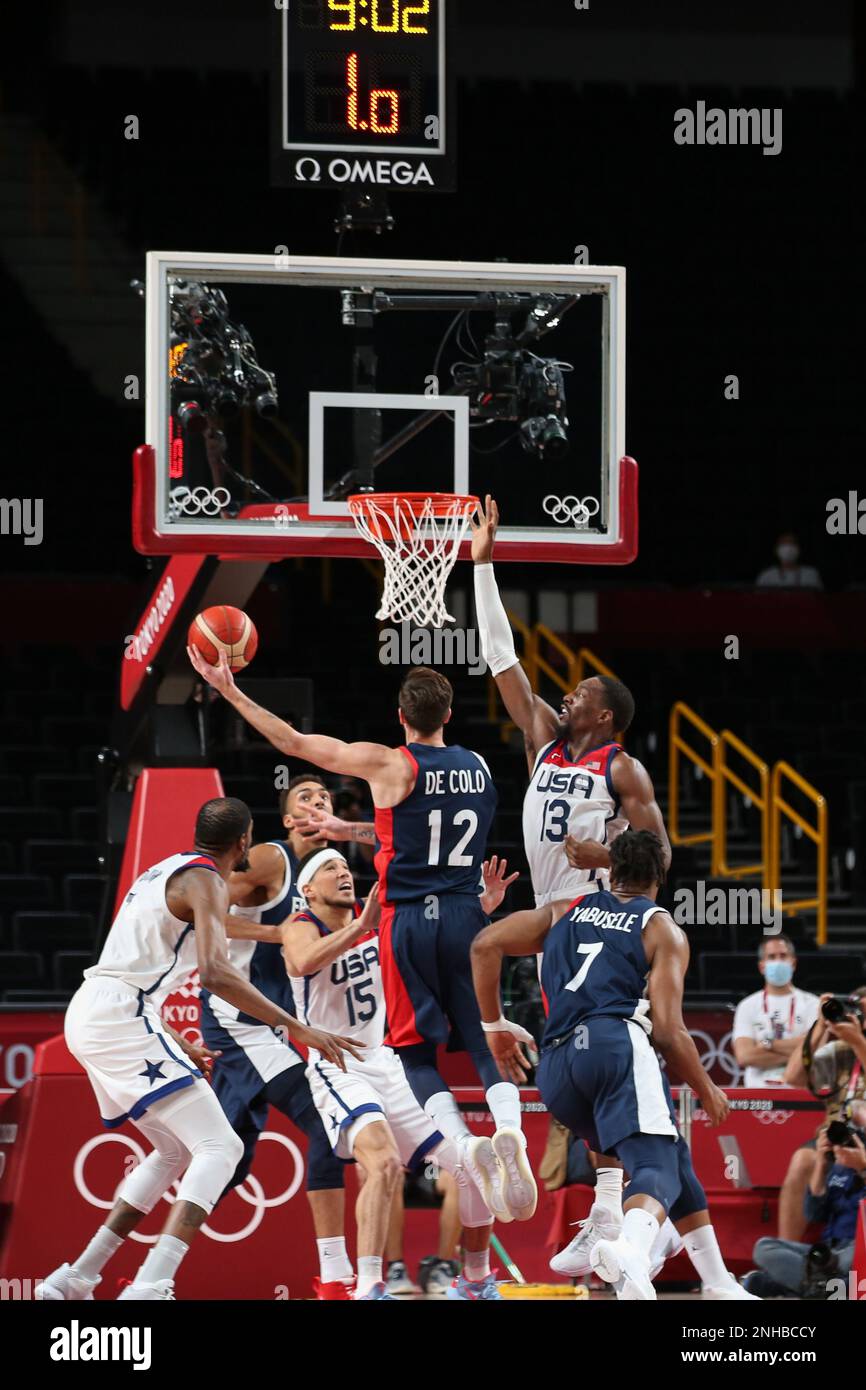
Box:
470, 496, 560, 770
610, 754, 672, 871
290, 805, 377, 844
645, 913, 729, 1125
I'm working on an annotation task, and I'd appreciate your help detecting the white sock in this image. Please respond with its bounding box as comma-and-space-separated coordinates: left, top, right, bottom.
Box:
486, 1082, 523, 1136
593, 1168, 624, 1221
425, 1090, 470, 1143
683, 1224, 732, 1288
135, 1234, 188, 1286
650, 1217, 681, 1266
464, 1245, 491, 1282
354, 1256, 383, 1298
621, 1208, 660, 1260
74, 1225, 123, 1281
316, 1236, 354, 1284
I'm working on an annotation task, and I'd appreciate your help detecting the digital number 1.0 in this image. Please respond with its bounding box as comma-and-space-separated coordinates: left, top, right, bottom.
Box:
346, 52, 399, 134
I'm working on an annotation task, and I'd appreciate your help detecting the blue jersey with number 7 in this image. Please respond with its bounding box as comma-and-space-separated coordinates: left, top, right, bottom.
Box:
375, 744, 497, 903
540, 890, 666, 1046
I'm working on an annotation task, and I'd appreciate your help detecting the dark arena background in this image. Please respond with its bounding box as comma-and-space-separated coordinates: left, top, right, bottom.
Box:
1, 0, 865, 1356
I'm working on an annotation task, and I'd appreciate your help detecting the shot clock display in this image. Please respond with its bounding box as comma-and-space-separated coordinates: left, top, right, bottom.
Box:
275, 0, 453, 189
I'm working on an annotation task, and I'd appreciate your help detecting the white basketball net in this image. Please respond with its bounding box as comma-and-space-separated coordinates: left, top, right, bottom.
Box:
348, 493, 478, 628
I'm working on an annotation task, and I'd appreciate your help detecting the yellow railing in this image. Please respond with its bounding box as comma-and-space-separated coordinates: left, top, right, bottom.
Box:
485, 628, 829, 939
715, 730, 770, 889
770, 762, 828, 945
486, 614, 618, 742
669, 702, 719, 855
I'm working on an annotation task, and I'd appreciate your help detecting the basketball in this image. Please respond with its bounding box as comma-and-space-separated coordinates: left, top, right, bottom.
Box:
188, 606, 258, 672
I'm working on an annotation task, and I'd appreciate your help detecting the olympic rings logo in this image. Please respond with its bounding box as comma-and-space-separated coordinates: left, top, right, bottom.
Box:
169, 486, 231, 518
542, 495, 600, 528
756, 1110, 795, 1126
689, 1029, 743, 1084
73, 1131, 304, 1244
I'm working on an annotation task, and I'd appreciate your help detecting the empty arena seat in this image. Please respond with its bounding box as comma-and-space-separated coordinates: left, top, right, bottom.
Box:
53, 951, 92, 992
0, 776, 26, 803
0, 746, 76, 774
33, 775, 98, 808
70, 807, 98, 840
23, 840, 98, 875
792, 951, 866, 994
63, 874, 109, 914
1, 989, 70, 1007
41, 718, 106, 748
0, 952, 44, 987
0, 875, 54, 907
0, 808, 63, 841
12, 912, 95, 953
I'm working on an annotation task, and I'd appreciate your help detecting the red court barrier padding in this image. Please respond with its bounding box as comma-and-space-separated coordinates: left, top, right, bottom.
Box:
0, 1042, 554, 1296
113, 767, 225, 915
0, 1012, 64, 1092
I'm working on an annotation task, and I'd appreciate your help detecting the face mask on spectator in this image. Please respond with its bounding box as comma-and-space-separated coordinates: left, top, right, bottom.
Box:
764, 959, 794, 986
776, 542, 799, 565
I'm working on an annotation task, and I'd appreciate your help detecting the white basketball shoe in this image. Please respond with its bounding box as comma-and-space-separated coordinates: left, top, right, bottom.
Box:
36, 1262, 99, 1301
491, 1127, 538, 1222
591, 1235, 657, 1301
549, 1205, 622, 1278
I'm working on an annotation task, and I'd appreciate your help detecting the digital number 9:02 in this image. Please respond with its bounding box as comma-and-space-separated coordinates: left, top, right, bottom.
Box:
328, 1, 431, 35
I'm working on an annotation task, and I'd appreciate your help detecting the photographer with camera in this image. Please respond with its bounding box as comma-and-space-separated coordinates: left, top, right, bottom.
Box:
744, 1101, 866, 1298
774, 987, 866, 1240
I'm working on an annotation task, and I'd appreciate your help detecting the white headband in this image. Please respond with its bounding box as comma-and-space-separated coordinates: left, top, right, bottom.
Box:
296, 848, 348, 893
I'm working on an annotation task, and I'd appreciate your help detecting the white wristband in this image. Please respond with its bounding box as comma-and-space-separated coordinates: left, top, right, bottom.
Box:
481, 1017, 510, 1033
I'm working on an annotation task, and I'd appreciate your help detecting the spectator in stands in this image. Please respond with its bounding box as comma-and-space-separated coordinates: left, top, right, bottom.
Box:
776, 987, 866, 1241
756, 532, 823, 589
732, 936, 819, 1087
743, 1102, 866, 1298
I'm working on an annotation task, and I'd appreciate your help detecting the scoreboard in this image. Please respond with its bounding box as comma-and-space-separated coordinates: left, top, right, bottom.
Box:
273, 0, 454, 190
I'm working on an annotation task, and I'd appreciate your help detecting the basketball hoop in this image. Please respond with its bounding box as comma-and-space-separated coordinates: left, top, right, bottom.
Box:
348, 492, 479, 628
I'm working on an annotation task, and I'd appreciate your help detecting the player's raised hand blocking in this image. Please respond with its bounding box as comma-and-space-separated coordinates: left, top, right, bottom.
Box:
469, 494, 499, 563
479, 856, 519, 915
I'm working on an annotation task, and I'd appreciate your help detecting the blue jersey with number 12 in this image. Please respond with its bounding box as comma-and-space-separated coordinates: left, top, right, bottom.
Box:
375, 744, 497, 902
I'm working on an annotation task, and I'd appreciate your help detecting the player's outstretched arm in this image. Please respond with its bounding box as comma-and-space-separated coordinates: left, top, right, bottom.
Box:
185, 868, 364, 1070
224, 916, 283, 944
645, 912, 729, 1125
470, 904, 557, 1083
187, 647, 410, 801
470, 496, 561, 769
290, 805, 377, 844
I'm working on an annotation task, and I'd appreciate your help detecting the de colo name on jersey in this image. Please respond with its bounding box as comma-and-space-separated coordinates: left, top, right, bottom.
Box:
423, 768, 487, 795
